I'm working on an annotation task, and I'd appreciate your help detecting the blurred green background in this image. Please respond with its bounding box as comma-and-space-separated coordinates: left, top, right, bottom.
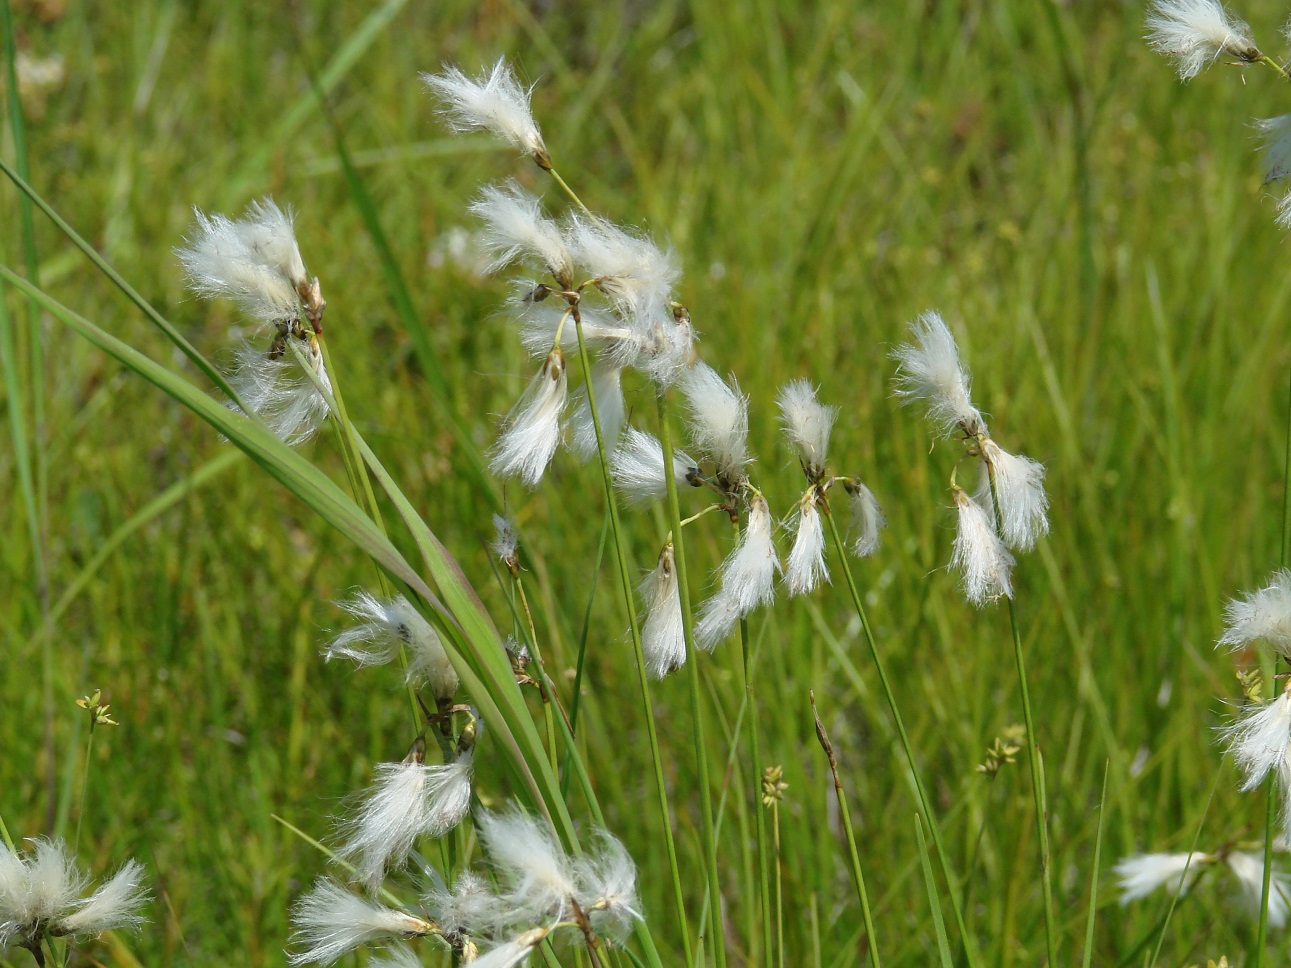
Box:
3, 0, 1290, 963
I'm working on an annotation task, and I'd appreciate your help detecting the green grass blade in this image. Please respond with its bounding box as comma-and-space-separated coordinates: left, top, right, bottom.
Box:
1081, 760, 1110, 968
915, 813, 955, 968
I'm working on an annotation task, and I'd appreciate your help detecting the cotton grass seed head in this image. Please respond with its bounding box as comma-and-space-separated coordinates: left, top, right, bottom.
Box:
475, 806, 576, 922
892, 310, 986, 438
227, 334, 331, 445
470, 182, 573, 287
177, 198, 309, 328
639, 543, 687, 679
568, 362, 625, 460
1146, 0, 1258, 81
0, 839, 148, 950
1114, 851, 1209, 903
777, 379, 837, 482
681, 362, 751, 487
288, 879, 437, 966
566, 214, 680, 324
1219, 569, 1291, 656
844, 481, 885, 558
609, 427, 700, 506
423, 869, 507, 942
1220, 684, 1291, 795
423, 60, 550, 168
571, 830, 642, 940
336, 739, 475, 890
784, 489, 829, 597
1227, 850, 1291, 927
695, 494, 779, 649
951, 485, 1015, 606
1257, 114, 1291, 184
490, 351, 568, 487
976, 438, 1050, 552
325, 592, 459, 702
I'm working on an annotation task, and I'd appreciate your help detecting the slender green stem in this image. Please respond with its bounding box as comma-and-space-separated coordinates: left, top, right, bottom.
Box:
810, 693, 880, 967
657, 392, 724, 968
821, 508, 979, 967
547, 167, 597, 220
984, 463, 1058, 967
514, 576, 561, 772
741, 618, 771, 967
771, 798, 783, 968
569, 314, 692, 965
1256, 364, 1291, 964
72, 724, 95, 858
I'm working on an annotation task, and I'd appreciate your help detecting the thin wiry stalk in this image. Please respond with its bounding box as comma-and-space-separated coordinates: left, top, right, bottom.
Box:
985, 466, 1058, 967
821, 506, 980, 967
658, 391, 724, 968
571, 312, 693, 966
513, 575, 561, 772
771, 794, 783, 968
741, 617, 771, 966
811, 692, 880, 967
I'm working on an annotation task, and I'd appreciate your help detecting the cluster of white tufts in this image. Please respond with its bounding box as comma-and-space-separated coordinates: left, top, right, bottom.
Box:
177, 198, 332, 444
892, 311, 1049, 606
0, 838, 148, 955
1145, 0, 1258, 81
289, 804, 641, 966
323, 591, 459, 703
1114, 849, 1291, 928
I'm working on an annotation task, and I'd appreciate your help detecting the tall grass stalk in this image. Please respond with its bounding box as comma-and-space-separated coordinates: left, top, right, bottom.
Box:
984, 464, 1059, 966
742, 617, 772, 966
658, 390, 725, 968
821, 506, 979, 967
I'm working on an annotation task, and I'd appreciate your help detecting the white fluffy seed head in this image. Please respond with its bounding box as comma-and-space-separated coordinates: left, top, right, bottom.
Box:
567, 362, 625, 460
566, 215, 680, 323
1146, 0, 1257, 81
1220, 688, 1291, 794
976, 439, 1050, 552
423, 60, 549, 165
892, 311, 985, 438
514, 304, 638, 361
951, 487, 1015, 606
680, 363, 751, 486
492, 514, 520, 568
470, 182, 573, 286
571, 831, 642, 940
55, 859, 149, 938
784, 490, 829, 596
423, 869, 507, 941
638, 543, 687, 679
324, 592, 458, 702
490, 352, 569, 487
1220, 569, 1291, 656
474, 806, 575, 922
845, 481, 885, 558
777, 380, 837, 481
609, 427, 700, 507
1227, 851, 1291, 928
288, 879, 436, 966
227, 335, 331, 445
1114, 852, 1209, 903
177, 199, 307, 327
469, 935, 545, 968
336, 751, 475, 890
695, 494, 779, 649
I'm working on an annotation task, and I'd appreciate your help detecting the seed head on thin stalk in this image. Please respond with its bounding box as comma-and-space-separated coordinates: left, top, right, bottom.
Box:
1221, 682, 1291, 797
492, 514, 521, 576
335, 729, 477, 891
226, 330, 332, 444
784, 488, 829, 596
638, 543, 687, 679
844, 480, 885, 557
975, 438, 1049, 552
1219, 569, 1291, 658
568, 361, 625, 459
777, 379, 837, 484
1114, 851, 1210, 903
323, 591, 459, 704
695, 493, 780, 649
1114, 848, 1291, 928
470, 182, 574, 287
288, 879, 439, 966
490, 350, 569, 487
951, 485, 1015, 606
422, 60, 551, 169
1145, 0, 1260, 82
891, 310, 986, 439
608, 427, 700, 507
680, 362, 752, 492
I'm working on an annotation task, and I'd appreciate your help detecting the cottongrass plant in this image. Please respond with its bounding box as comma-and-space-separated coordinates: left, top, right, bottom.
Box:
892, 309, 1055, 963
1116, 848, 1291, 929
0, 838, 148, 965
1146, 12, 1291, 953
289, 803, 641, 966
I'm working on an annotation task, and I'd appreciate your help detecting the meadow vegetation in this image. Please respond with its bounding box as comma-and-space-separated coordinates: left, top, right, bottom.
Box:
3, 0, 1291, 964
